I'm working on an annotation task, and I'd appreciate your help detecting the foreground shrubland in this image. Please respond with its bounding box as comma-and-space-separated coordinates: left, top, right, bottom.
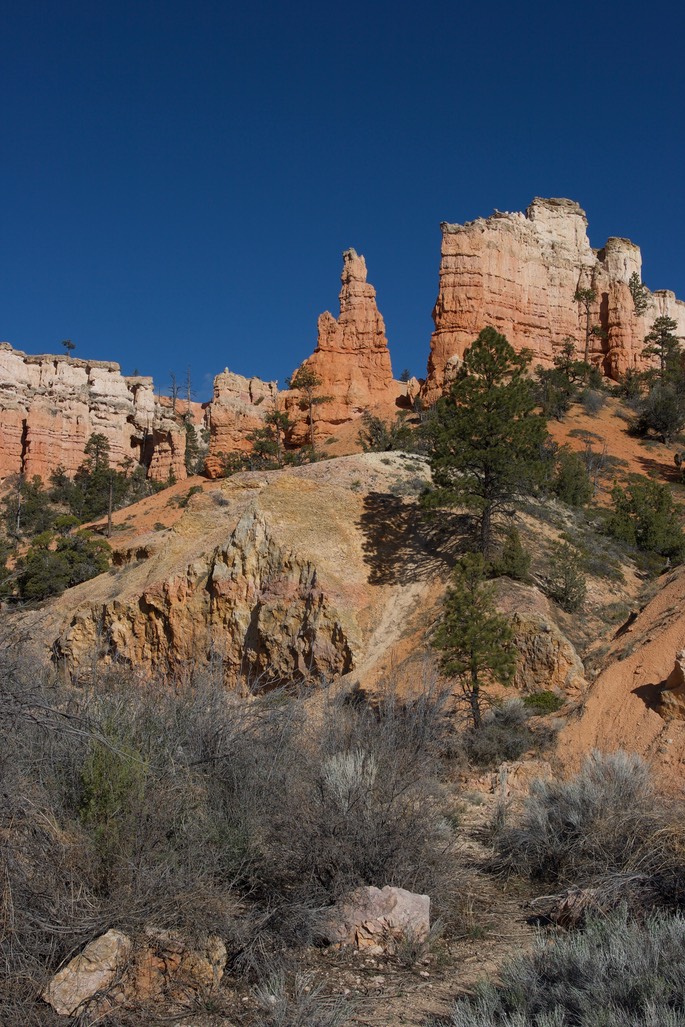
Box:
0, 649, 462, 1023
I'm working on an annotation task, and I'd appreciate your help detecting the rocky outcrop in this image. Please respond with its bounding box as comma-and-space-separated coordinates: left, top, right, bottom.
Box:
0, 344, 188, 482
424, 197, 685, 402
43, 928, 226, 1017
15, 454, 432, 684
204, 369, 278, 477
286, 249, 401, 444
495, 579, 587, 698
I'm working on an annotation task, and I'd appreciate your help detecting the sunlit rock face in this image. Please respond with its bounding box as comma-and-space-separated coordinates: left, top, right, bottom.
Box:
285, 248, 400, 445
204, 369, 278, 478
0, 343, 187, 482
424, 197, 685, 402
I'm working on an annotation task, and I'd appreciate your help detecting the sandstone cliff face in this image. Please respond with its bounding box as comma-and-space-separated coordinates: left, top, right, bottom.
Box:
0, 344, 188, 482
285, 249, 400, 444
424, 197, 685, 402
204, 370, 278, 478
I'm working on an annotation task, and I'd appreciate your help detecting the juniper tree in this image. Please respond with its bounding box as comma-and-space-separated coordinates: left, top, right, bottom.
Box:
433, 553, 515, 729
424, 327, 550, 555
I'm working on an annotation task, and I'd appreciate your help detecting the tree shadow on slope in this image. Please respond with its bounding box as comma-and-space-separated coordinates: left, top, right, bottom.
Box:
359, 492, 471, 586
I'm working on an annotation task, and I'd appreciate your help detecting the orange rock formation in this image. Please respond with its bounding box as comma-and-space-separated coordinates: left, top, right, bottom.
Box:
424, 197, 685, 402
204, 370, 278, 478
285, 248, 400, 444
0, 344, 188, 482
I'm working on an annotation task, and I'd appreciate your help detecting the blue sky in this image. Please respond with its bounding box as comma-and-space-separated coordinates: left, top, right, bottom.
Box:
2, 0, 683, 401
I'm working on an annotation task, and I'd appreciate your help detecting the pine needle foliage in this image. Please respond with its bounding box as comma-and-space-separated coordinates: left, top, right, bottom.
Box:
424, 328, 549, 555
433, 553, 516, 729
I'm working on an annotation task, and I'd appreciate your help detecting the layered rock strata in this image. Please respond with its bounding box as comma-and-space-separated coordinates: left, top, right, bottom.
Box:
285, 248, 400, 444
0, 344, 188, 482
204, 370, 278, 478
425, 197, 685, 402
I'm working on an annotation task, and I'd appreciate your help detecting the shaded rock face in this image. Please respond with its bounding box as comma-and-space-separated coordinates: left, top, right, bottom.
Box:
286, 248, 398, 444
204, 369, 278, 478
0, 344, 188, 482
42, 928, 226, 1017
424, 197, 685, 402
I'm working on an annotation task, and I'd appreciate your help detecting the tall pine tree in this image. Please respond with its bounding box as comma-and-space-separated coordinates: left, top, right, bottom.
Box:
433, 554, 515, 729
424, 327, 549, 555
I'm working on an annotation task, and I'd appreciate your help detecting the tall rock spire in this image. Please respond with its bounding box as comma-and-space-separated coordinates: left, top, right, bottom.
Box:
286, 249, 396, 444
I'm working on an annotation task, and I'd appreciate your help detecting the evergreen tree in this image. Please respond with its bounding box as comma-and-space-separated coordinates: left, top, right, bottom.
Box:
546, 541, 587, 611
642, 315, 682, 383
628, 271, 650, 316
424, 327, 549, 555
608, 478, 685, 562
553, 446, 593, 507
433, 553, 516, 729
286, 365, 328, 449
574, 286, 605, 362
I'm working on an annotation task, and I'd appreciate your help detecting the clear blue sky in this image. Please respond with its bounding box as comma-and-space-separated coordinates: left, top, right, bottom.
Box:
2, 0, 683, 401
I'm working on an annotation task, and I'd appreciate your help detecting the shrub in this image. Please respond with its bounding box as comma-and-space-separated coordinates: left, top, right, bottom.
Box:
634, 382, 685, 443
489, 527, 531, 581
552, 447, 593, 507
545, 541, 587, 612
581, 387, 606, 414
253, 969, 352, 1027
357, 410, 416, 452
608, 478, 685, 562
463, 700, 543, 768
522, 690, 565, 714
18, 531, 111, 600
447, 908, 685, 1027
493, 750, 658, 884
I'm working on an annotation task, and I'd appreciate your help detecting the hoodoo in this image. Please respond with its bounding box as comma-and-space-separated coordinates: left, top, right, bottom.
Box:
286, 248, 399, 444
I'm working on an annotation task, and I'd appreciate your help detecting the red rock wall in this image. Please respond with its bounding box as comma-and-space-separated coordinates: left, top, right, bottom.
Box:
424, 197, 685, 402
0, 344, 188, 483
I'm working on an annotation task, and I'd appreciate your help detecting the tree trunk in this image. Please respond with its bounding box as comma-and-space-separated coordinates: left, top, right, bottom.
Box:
308, 394, 315, 449
107, 480, 113, 539
469, 670, 482, 730
480, 504, 492, 558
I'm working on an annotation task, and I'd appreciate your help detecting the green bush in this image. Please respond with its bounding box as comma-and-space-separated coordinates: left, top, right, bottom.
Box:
545, 541, 587, 611
552, 447, 593, 507
18, 531, 111, 600
634, 382, 685, 443
447, 908, 685, 1027
357, 410, 417, 452
522, 690, 565, 714
608, 477, 685, 562
489, 527, 531, 581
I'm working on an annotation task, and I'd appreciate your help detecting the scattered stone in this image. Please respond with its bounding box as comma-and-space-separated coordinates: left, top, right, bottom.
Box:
321, 885, 430, 955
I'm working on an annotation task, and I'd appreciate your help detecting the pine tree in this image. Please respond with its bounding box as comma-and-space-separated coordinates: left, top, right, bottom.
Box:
433, 553, 516, 729
641, 316, 682, 383
286, 365, 327, 448
424, 327, 550, 555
